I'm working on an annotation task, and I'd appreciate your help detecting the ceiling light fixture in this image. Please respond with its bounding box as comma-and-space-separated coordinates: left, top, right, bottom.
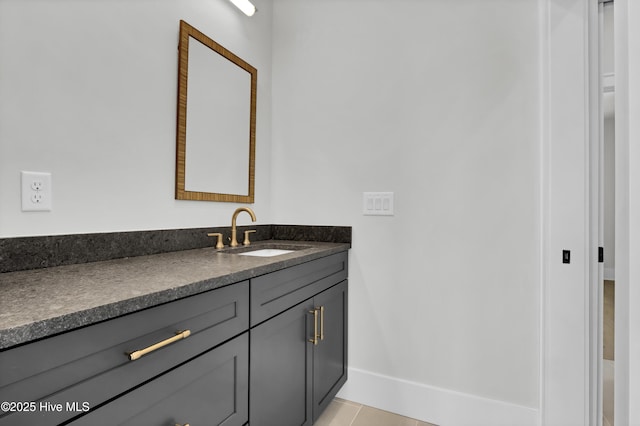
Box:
229, 0, 257, 16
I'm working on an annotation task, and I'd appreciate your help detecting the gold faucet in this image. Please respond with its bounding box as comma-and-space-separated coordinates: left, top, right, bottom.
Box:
230, 207, 256, 247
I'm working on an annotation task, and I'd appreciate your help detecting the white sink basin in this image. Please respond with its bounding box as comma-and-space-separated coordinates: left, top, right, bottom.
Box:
238, 248, 294, 257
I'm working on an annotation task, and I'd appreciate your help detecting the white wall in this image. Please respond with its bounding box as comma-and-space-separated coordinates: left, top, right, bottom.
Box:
271, 1, 540, 423
0, 0, 273, 237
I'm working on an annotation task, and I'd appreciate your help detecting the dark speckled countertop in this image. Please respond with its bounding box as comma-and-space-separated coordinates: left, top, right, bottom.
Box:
0, 240, 349, 350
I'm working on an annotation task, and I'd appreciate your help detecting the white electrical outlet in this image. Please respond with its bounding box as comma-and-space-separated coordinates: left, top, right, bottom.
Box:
363, 192, 394, 216
21, 171, 52, 212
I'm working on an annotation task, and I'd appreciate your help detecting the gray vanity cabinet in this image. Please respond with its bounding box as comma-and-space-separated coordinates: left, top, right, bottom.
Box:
71, 333, 249, 426
250, 280, 348, 426
250, 252, 348, 426
250, 298, 314, 426
250, 252, 348, 327
311, 281, 348, 420
0, 250, 348, 426
0, 282, 249, 426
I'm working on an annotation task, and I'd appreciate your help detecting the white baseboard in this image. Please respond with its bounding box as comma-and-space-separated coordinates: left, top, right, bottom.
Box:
604, 268, 615, 281
337, 367, 539, 426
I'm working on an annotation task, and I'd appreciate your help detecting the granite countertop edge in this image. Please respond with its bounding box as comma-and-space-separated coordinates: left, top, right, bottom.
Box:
0, 241, 350, 350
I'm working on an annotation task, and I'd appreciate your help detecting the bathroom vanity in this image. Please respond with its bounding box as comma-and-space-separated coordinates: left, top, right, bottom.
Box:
0, 228, 350, 426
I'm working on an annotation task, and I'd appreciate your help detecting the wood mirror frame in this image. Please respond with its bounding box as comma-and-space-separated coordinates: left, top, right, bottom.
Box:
175, 20, 257, 203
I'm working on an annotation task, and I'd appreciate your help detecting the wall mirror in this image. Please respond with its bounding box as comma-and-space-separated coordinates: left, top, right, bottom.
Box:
175, 20, 257, 203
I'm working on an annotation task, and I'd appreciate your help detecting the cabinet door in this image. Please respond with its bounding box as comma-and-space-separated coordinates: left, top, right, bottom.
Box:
250, 300, 314, 426
312, 280, 348, 422
71, 333, 248, 426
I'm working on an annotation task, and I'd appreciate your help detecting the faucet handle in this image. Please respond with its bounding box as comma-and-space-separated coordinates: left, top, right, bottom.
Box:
207, 233, 225, 249
243, 230, 257, 246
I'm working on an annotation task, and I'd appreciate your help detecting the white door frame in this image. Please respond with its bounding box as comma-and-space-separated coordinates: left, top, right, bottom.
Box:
588, 2, 605, 425
541, 0, 602, 424
542, 1, 640, 425
612, 1, 638, 423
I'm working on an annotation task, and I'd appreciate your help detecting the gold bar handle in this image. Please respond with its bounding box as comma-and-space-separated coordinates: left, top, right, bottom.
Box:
319, 305, 325, 341
129, 330, 191, 361
309, 309, 319, 345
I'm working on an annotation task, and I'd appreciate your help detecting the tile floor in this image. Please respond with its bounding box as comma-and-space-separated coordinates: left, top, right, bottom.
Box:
603, 359, 614, 426
315, 398, 437, 426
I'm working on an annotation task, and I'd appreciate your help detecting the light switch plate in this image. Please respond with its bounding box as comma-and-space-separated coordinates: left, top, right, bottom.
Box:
363, 192, 394, 216
21, 171, 52, 211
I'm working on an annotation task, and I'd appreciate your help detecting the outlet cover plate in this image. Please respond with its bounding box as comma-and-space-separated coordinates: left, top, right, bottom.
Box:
21, 171, 52, 212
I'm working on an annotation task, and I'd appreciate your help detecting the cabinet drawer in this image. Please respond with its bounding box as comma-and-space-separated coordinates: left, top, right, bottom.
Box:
71, 332, 249, 426
251, 252, 347, 326
0, 281, 249, 426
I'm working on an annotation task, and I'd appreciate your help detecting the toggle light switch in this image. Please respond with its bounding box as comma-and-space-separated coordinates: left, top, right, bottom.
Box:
363, 192, 394, 216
